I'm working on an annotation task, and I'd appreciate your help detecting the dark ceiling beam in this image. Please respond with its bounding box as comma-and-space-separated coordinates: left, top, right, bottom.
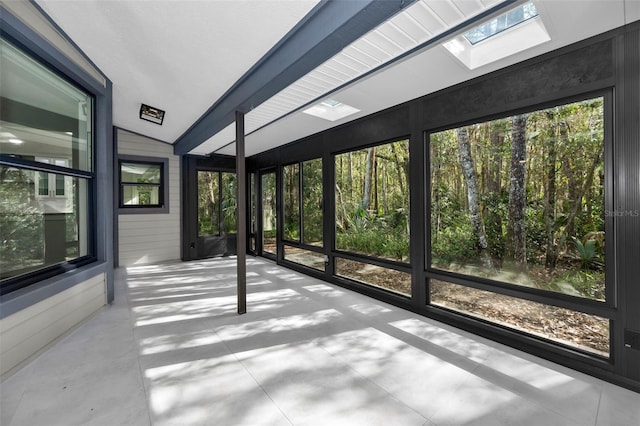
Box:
173, 0, 416, 155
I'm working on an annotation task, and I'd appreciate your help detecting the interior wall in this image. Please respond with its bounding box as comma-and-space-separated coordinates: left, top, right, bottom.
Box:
247, 22, 640, 392
116, 129, 181, 266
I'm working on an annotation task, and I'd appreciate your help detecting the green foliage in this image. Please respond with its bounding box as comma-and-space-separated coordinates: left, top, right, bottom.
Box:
572, 236, 597, 269
335, 140, 410, 261
429, 97, 606, 301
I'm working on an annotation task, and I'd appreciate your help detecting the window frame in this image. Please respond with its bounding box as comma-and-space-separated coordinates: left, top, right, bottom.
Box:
118, 155, 169, 214
424, 90, 615, 360
0, 36, 98, 295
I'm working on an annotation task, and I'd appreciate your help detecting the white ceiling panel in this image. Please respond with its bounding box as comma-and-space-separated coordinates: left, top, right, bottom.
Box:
36, 0, 321, 144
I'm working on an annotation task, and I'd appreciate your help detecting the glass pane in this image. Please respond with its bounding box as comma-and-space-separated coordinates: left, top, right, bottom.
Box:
430, 279, 609, 357
262, 172, 277, 255
55, 174, 65, 196
250, 173, 257, 233
221, 172, 237, 234
283, 164, 300, 241
121, 162, 161, 184
122, 185, 160, 206
302, 158, 323, 246
429, 97, 605, 301
0, 38, 92, 171
0, 166, 89, 280
464, 1, 538, 45
284, 246, 325, 271
198, 171, 220, 236
335, 139, 410, 262
335, 257, 411, 296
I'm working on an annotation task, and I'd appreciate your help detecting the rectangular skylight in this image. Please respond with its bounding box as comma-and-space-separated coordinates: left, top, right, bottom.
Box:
303, 99, 360, 122
464, 1, 538, 45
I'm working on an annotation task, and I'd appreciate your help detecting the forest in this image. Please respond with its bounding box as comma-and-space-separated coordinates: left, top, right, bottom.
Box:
197, 171, 237, 236
334, 140, 410, 263
430, 96, 606, 301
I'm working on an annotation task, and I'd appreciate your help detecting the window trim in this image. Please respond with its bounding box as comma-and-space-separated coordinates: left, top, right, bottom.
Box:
118, 155, 169, 214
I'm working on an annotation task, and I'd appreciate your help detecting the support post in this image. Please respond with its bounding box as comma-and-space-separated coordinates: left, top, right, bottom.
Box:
236, 110, 247, 314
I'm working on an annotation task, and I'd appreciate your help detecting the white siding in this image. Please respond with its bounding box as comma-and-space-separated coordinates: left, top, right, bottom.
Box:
0, 274, 106, 379
117, 129, 181, 266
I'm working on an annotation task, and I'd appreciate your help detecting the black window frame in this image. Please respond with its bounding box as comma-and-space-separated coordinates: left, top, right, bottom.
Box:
118, 155, 169, 214
0, 35, 97, 296
424, 90, 615, 360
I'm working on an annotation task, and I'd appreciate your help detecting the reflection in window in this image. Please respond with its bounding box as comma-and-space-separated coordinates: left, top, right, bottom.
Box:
0, 167, 88, 280
0, 39, 92, 171
335, 139, 409, 262
430, 279, 609, 357
429, 97, 605, 301
120, 162, 163, 207
335, 257, 411, 296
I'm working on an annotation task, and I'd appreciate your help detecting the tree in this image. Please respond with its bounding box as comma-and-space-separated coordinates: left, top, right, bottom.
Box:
362, 146, 375, 214
457, 126, 492, 268
506, 114, 527, 266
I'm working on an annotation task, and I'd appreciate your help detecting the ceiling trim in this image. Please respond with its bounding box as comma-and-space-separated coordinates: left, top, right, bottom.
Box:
173, 0, 417, 156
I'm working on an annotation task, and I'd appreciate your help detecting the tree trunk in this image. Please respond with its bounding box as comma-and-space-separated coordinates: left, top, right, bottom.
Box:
457, 127, 493, 269
506, 114, 527, 267
362, 147, 375, 214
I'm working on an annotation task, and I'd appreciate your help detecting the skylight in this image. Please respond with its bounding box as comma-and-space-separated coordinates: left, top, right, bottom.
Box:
464, 2, 538, 45
303, 99, 360, 122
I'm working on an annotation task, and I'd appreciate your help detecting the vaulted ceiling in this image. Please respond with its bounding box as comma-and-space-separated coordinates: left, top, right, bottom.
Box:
36, 0, 640, 157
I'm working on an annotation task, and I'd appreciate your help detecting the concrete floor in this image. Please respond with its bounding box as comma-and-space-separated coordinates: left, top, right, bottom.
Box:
1, 256, 638, 426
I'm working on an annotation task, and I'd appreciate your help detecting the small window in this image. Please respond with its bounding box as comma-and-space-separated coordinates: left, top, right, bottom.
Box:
119, 157, 168, 213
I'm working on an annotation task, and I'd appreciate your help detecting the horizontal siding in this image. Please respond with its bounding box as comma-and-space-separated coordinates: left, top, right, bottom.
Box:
0, 274, 106, 378
117, 129, 181, 266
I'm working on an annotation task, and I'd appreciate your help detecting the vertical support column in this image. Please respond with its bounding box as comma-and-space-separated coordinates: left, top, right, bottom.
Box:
236, 111, 247, 314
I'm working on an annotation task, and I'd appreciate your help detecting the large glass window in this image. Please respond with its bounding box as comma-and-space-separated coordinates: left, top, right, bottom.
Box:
283, 163, 300, 241
0, 37, 93, 290
302, 158, 323, 246
429, 97, 606, 301
335, 139, 410, 262
261, 172, 277, 255
282, 158, 324, 247
197, 171, 236, 236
